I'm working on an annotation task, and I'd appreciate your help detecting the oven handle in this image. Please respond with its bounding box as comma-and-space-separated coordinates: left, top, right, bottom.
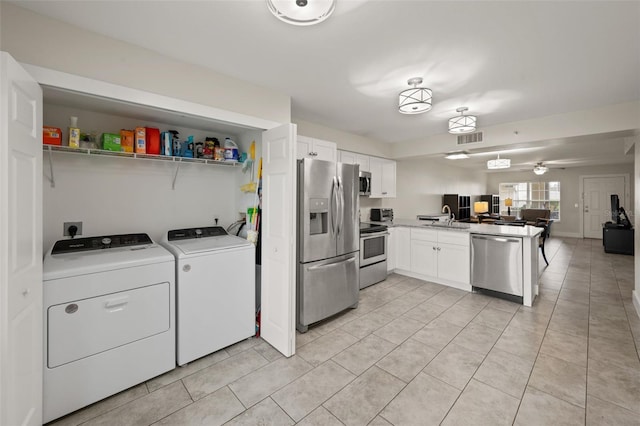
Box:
360, 231, 389, 240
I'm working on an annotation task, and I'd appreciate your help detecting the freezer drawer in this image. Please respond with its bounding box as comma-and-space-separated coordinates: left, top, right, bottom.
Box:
297, 252, 359, 330
471, 234, 523, 297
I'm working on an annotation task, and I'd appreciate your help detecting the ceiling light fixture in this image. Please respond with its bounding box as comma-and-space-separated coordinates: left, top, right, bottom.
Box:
445, 151, 469, 160
398, 77, 432, 114
266, 0, 336, 26
533, 162, 548, 175
487, 154, 510, 170
448, 107, 477, 134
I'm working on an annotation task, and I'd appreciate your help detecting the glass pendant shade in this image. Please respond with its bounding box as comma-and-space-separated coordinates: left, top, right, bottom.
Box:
487, 155, 510, 170
533, 163, 548, 175
448, 107, 477, 134
398, 77, 432, 114
267, 0, 336, 26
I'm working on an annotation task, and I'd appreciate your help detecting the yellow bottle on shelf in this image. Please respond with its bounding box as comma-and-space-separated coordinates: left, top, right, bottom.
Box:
68, 116, 80, 148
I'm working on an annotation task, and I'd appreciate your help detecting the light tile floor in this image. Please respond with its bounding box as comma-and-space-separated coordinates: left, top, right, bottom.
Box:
50, 237, 640, 426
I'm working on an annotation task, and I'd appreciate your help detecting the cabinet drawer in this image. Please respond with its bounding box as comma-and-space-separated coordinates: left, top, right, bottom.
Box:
411, 228, 438, 242
438, 231, 469, 247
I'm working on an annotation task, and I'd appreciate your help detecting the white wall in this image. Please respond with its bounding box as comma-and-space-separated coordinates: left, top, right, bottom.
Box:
0, 2, 291, 124
486, 163, 635, 237
384, 158, 488, 220
295, 119, 392, 158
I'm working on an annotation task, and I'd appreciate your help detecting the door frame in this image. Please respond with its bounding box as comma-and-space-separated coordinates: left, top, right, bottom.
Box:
579, 173, 630, 238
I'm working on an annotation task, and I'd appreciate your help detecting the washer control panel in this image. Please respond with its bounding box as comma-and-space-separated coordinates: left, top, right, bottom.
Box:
167, 226, 228, 241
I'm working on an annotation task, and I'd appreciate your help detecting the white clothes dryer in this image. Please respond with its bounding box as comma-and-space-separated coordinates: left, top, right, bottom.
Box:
43, 234, 175, 423
162, 226, 255, 366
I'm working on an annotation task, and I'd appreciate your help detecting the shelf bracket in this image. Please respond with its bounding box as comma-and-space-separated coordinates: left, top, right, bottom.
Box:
46, 147, 55, 188
172, 161, 181, 190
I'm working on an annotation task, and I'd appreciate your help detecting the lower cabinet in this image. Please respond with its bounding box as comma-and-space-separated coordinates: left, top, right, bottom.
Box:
394, 226, 470, 287
394, 227, 411, 271
387, 227, 395, 271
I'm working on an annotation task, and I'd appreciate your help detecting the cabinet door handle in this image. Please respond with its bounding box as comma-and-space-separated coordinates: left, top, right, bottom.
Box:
432, 246, 436, 251
382, 192, 387, 195
437, 247, 441, 251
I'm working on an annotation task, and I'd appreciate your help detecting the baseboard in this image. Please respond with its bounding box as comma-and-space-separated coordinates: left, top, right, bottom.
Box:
550, 231, 583, 238
633, 290, 640, 320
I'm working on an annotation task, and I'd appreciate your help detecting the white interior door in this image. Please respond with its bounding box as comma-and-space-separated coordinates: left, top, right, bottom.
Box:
0, 51, 43, 426
261, 124, 296, 357
583, 175, 626, 238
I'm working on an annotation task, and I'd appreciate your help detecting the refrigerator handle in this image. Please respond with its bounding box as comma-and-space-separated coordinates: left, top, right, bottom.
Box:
331, 176, 339, 236
337, 176, 344, 236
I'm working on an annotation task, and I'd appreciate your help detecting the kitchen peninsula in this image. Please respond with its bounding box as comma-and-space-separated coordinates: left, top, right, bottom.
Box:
386, 219, 543, 307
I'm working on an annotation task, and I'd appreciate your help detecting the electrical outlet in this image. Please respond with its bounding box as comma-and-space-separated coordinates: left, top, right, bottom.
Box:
63, 221, 83, 237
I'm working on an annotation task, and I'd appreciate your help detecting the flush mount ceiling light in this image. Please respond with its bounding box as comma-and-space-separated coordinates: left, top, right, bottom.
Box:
398, 77, 432, 114
267, 0, 336, 26
487, 154, 511, 170
445, 151, 469, 160
533, 162, 548, 175
448, 107, 477, 134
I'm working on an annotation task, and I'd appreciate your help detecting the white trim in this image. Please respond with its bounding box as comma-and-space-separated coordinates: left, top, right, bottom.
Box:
393, 269, 472, 292
551, 232, 583, 239
578, 173, 630, 239
633, 290, 640, 320
21, 63, 282, 131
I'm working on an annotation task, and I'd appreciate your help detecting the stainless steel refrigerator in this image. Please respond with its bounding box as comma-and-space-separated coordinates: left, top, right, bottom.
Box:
297, 158, 360, 332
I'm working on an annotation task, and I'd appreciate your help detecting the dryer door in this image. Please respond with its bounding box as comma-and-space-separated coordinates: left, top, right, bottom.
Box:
47, 282, 170, 368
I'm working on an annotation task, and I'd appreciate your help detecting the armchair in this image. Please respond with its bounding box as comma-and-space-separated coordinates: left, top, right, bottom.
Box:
519, 209, 551, 226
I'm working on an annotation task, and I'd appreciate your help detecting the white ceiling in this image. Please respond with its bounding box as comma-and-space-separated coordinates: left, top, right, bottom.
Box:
11, 1, 640, 169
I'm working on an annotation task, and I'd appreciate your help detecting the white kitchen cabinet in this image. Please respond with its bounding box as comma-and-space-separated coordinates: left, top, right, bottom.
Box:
410, 239, 438, 276
338, 150, 370, 172
437, 242, 470, 284
369, 156, 396, 198
398, 227, 470, 287
394, 227, 411, 271
297, 135, 337, 162
387, 227, 395, 271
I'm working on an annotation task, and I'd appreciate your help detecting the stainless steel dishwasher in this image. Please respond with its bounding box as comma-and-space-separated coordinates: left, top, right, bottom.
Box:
471, 234, 523, 297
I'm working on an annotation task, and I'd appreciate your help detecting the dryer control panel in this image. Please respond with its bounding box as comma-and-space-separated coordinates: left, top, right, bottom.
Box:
51, 233, 153, 254
167, 226, 228, 241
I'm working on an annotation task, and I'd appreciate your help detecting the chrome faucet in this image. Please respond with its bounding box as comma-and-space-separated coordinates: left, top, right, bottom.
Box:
442, 204, 452, 225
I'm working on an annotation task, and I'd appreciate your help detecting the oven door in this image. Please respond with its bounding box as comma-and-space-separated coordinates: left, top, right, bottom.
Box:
360, 231, 388, 266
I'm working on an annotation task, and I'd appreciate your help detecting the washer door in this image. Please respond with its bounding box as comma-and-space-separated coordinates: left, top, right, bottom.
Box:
47, 282, 170, 368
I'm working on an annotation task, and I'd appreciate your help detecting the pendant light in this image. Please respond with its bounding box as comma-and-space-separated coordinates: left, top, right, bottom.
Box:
448, 107, 477, 134
267, 0, 336, 26
398, 77, 432, 114
533, 162, 548, 175
487, 154, 510, 170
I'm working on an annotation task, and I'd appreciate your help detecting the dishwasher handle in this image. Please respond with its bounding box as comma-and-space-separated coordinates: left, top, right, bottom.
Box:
471, 235, 522, 244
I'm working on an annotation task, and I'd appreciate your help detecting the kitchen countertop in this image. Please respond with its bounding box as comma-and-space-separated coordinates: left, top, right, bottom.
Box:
367, 219, 544, 238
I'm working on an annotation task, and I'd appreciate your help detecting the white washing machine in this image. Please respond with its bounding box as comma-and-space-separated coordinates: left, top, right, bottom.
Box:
162, 226, 255, 366
43, 233, 175, 423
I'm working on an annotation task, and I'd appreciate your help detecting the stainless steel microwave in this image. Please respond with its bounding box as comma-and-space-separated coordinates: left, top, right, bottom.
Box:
359, 171, 371, 196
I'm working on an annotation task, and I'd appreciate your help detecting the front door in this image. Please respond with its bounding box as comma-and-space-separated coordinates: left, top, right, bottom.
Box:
0, 51, 43, 426
583, 175, 627, 239
260, 124, 297, 357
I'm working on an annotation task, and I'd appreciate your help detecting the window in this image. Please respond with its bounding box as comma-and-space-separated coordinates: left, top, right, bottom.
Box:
499, 181, 561, 220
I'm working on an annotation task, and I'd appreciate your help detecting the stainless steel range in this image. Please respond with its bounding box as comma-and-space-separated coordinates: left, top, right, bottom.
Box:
359, 223, 388, 289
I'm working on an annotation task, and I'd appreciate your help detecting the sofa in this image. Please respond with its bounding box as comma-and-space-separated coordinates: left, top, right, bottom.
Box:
519, 209, 551, 225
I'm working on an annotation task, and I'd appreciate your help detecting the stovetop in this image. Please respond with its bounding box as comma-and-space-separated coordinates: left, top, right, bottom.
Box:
360, 222, 388, 235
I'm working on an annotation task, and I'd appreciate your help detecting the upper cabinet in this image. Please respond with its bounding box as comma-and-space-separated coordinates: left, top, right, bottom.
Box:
297, 135, 337, 162
338, 150, 370, 172
369, 156, 396, 198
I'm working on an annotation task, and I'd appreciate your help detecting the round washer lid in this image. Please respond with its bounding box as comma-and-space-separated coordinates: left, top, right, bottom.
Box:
168, 234, 253, 256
